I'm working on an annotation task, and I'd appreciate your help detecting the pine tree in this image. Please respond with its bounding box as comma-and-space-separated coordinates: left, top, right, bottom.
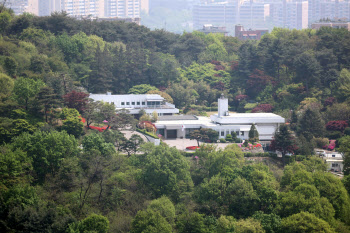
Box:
249, 124, 259, 142
298, 108, 325, 141
270, 124, 298, 166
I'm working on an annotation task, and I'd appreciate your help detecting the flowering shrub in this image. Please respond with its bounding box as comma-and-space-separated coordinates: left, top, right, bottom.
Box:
326, 121, 348, 132
235, 95, 249, 101
79, 116, 86, 123
230, 61, 239, 71
186, 146, 200, 150
324, 97, 336, 107
252, 104, 274, 113
239, 143, 262, 151
327, 140, 336, 151
139, 121, 157, 132
88, 125, 107, 132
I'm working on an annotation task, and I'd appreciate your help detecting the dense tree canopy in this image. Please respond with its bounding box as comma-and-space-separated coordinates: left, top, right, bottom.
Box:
1, 9, 350, 233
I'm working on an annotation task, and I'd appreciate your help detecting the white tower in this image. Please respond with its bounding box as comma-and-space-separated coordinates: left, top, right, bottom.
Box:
218, 93, 229, 118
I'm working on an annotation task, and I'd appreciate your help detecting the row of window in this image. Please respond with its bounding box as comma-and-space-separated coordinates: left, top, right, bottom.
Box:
221, 131, 244, 136
121, 101, 145, 106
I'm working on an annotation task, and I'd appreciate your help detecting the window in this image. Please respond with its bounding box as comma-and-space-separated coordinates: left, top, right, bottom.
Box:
121, 102, 125, 105
221, 131, 224, 136
236, 131, 239, 135
241, 131, 244, 136
132, 102, 135, 105
111, 102, 114, 105
126, 102, 130, 105
137, 102, 140, 105
332, 155, 336, 157
142, 102, 145, 105
332, 164, 339, 167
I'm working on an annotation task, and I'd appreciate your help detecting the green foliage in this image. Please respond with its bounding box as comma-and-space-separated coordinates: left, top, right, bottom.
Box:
176, 212, 209, 233
281, 212, 336, 233
138, 144, 193, 201
131, 209, 172, 233
339, 136, 350, 176
216, 215, 236, 233
252, 211, 281, 233
60, 116, 84, 138
249, 124, 259, 143
298, 108, 325, 141
11, 130, 79, 183
235, 218, 265, 233
82, 132, 116, 157
13, 77, 45, 110
128, 84, 158, 94
69, 214, 109, 233
0, 146, 32, 189
0, 73, 14, 99
147, 196, 176, 225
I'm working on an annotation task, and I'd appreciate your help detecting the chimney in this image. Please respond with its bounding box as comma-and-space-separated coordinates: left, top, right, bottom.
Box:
218, 93, 229, 118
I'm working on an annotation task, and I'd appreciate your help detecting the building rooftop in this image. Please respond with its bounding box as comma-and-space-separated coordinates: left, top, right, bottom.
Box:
211, 113, 285, 124
158, 115, 198, 121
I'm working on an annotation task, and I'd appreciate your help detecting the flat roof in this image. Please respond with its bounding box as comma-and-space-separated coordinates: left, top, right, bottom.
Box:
211, 113, 285, 124
158, 115, 198, 121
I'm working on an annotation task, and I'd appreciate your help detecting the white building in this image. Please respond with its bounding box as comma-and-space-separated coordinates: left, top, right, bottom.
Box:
155, 94, 285, 140
104, 0, 140, 18
89, 92, 179, 116
38, 0, 104, 17
317, 151, 344, 173
4, 0, 38, 15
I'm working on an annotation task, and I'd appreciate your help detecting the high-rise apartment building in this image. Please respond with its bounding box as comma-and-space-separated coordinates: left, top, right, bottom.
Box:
239, 1, 270, 28
104, 0, 140, 18
38, 0, 61, 16
60, 0, 104, 17
39, 0, 104, 17
4, 0, 38, 15
193, 1, 238, 29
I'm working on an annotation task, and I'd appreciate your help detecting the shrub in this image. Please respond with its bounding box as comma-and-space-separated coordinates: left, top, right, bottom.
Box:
313, 137, 329, 148
243, 140, 249, 147
244, 152, 271, 157
326, 121, 348, 132
327, 131, 342, 140
225, 134, 234, 142
344, 127, 350, 136
220, 138, 226, 143
252, 104, 274, 113
136, 128, 159, 139
324, 97, 336, 107
235, 138, 242, 143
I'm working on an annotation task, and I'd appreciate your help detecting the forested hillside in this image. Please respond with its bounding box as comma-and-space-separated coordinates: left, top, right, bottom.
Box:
1, 7, 350, 233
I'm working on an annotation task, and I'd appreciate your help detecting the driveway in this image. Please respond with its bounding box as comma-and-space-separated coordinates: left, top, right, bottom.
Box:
162, 138, 235, 151
121, 130, 148, 142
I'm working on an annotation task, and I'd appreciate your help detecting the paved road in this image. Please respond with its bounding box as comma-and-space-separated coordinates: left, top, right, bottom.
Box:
121, 130, 148, 142
162, 138, 236, 151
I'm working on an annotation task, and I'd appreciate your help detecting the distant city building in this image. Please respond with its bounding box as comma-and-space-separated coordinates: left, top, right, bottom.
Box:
239, 1, 270, 28
193, 2, 237, 30
197, 24, 228, 36
38, 0, 104, 17
235, 24, 268, 40
104, 0, 140, 18
37, 0, 140, 18
4, 0, 38, 15
96, 16, 141, 25
140, 0, 148, 14
311, 21, 350, 30
38, 0, 60, 16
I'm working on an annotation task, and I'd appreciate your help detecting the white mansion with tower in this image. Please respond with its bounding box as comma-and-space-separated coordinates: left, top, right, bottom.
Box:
89, 93, 285, 141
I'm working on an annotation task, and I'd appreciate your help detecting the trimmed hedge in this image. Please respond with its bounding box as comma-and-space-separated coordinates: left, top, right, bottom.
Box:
136, 128, 159, 139
244, 152, 277, 158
